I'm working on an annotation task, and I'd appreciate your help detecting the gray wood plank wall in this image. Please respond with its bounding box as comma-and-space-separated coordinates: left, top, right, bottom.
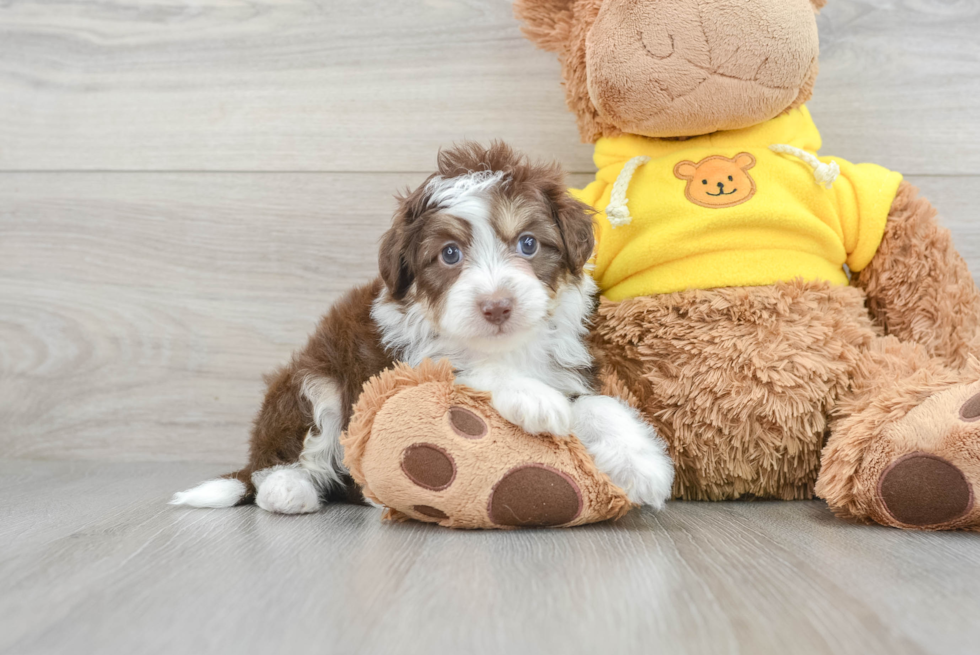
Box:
2, 0, 979, 463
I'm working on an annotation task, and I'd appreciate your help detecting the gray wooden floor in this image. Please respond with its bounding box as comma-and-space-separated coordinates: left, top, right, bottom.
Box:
2, 0, 980, 653
3, 459, 979, 655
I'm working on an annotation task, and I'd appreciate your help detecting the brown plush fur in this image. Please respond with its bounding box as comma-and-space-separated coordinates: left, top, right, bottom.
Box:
591, 280, 878, 500
590, 193, 980, 528
854, 181, 980, 370
817, 339, 980, 528
516, 0, 980, 530
342, 359, 633, 528
515, 0, 824, 141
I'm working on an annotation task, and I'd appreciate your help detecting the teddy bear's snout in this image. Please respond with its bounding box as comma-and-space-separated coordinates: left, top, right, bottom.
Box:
585, 0, 820, 137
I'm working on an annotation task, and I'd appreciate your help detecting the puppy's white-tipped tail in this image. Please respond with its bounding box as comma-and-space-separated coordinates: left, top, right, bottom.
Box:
170, 478, 246, 508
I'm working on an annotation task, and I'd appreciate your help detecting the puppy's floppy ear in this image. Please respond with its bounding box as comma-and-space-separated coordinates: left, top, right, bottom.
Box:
539, 164, 594, 273
513, 0, 577, 53
379, 175, 436, 300
378, 222, 412, 301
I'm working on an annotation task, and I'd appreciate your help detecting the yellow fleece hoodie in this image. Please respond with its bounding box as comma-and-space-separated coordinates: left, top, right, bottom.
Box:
572, 107, 903, 301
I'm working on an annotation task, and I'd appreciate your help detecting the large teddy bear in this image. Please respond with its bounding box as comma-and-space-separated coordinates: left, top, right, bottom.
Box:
508, 0, 980, 530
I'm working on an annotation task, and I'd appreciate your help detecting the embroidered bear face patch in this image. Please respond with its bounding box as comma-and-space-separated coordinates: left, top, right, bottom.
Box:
674, 153, 757, 208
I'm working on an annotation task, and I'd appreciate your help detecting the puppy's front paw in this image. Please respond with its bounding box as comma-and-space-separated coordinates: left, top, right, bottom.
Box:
619, 446, 674, 510
573, 395, 675, 509
492, 384, 573, 437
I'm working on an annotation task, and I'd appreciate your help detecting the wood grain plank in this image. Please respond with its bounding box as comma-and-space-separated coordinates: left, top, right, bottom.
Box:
4, 460, 975, 655
0, 0, 593, 172
0, 171, 421, 462
809, 0, 980, 173
0, 0, 977, 173
2, 172, 978, 462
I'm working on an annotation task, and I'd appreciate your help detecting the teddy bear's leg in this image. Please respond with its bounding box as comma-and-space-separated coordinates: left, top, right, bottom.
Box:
854, 181, 980, 369
816, 336, 980, 529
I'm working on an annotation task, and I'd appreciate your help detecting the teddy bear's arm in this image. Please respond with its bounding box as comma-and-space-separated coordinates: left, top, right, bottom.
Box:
853, 181, 980, 369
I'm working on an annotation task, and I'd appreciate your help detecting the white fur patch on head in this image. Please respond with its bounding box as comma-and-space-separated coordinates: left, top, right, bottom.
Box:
425, 170, 507, 211
436, 193, 552, 353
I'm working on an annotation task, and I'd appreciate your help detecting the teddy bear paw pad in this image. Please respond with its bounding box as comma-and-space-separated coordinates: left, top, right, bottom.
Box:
878, 452, 973, 527
448, 406, 487, 438
400, 443, 456, 491
959, 391, 980, 421
488, 464, 583, 527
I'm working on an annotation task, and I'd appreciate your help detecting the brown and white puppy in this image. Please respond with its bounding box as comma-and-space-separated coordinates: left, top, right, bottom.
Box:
171, 142, 673, 514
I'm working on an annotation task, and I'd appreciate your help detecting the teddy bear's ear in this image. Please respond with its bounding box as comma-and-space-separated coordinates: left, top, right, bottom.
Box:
673, 161, 697, 181
513, 0, 577, 52
734, 153, 757, 171
810, 0, 827, 11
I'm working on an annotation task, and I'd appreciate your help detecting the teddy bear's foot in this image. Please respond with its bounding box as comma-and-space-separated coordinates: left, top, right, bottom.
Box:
341, 360, 635, 529
872, 383, 980, 529
821, 381, 980, 530
878, 452, 973, 527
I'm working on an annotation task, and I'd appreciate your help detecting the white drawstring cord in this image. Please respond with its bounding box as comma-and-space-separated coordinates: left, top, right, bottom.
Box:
769, 144, 839, 189
604, 155, 650, 228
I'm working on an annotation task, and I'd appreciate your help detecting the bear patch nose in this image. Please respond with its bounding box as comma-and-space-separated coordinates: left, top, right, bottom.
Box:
717, 181, 725, 189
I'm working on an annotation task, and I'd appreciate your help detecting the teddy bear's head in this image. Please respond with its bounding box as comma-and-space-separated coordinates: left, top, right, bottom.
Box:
515, 0, 826, 141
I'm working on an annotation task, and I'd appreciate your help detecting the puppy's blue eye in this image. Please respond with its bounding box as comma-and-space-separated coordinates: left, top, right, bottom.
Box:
441, 243, 462, 265
517, 234, 538, 257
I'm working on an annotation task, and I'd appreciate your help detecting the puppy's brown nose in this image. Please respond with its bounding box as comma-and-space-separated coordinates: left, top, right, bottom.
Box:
480, 298, 513, 325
